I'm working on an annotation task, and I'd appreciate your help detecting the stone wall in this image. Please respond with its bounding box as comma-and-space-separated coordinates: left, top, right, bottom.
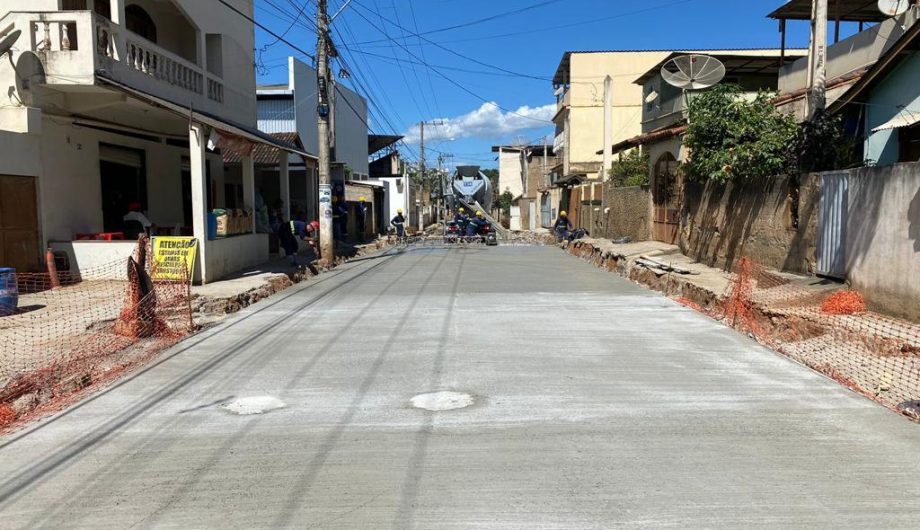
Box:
679, 174, 819, 274
601, 185, 651, 241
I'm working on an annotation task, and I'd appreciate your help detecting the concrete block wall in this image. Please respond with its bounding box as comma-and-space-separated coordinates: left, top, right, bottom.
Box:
844, 162, 920, 321
679, 174, 819, 274
601, 185, 650, 242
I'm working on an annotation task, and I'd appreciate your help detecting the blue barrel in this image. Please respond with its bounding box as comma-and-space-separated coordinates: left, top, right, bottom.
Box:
207, 212, 218, 241
0, 268, 18, 317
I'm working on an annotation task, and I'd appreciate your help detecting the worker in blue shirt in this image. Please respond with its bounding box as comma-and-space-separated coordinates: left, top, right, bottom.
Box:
554, 210, 573, 242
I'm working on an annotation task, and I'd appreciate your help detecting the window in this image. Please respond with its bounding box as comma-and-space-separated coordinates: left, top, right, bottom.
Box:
62, 0, 87, 9
900, 124, 920, 163
206, 34, 223, 77
126, 5, 157, 43
93, 0, 111, 19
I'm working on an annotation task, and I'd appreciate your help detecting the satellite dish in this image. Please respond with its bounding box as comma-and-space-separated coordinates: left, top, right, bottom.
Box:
878, 0, 910, 17
645, 90, 659, 104
661, 54, 726, 90
15, 52, 47, 107
0, 29, 22, 57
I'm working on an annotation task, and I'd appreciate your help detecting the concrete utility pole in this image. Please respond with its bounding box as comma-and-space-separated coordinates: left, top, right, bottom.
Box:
417, 120, 447, 230
602, 75, 613, 179
601, 75, 613, 237
316, 0, 334, 264
805, 0, 828, 121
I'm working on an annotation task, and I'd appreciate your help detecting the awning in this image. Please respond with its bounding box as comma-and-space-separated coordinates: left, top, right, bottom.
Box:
555, 174, 586, 188
96, 75, 315, 161
221, 132, 310, 164
768, 0, 894, 22
872, 110, 920, 132
599, 124, 687, 155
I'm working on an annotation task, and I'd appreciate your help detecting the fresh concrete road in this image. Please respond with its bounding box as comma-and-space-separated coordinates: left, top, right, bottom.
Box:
1, 245, 919, 528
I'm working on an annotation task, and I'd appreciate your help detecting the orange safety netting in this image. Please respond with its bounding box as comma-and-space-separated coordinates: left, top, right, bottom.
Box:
0, 237, 194, 429
721, 257, 920, 420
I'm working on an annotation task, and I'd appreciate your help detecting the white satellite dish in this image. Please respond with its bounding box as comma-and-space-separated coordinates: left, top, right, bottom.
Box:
0, 29, 22, 58
661, 54, 726, 90
878, 0, 911, 17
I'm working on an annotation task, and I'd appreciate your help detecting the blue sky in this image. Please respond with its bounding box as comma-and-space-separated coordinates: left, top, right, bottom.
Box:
252, 0, 856, 169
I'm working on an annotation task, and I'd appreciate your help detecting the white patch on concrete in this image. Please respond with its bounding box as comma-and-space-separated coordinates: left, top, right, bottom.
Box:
411, 391, 474, 411
221, 396, 286, 415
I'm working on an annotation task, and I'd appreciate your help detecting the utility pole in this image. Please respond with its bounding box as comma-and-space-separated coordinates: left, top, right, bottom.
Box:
805, 0, 828, 121
316, 0, 334, 264
600, 75, 614, 236
417, 120, 447, 230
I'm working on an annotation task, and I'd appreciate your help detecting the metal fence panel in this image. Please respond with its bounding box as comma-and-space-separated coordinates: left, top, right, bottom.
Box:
817, 171, 849, 278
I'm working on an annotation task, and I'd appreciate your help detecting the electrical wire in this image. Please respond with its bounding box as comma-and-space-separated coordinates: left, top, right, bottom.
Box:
346, 0, 552, 124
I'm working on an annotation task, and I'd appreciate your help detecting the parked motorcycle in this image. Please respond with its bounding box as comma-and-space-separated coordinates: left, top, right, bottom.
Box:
444, 221, 461, 243
477, 220, 498, 246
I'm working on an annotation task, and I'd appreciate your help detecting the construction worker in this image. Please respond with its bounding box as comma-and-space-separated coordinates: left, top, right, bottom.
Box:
332, 195, 348, 240
356, 196, 368, 241
391, 208, 406, 239
554, 210, 573, 242
454, 207, 469, 235
467, 210, 486, 237
277, 218, 318, 265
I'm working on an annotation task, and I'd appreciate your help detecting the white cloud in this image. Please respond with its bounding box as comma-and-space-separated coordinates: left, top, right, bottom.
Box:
403, 102, 555, 144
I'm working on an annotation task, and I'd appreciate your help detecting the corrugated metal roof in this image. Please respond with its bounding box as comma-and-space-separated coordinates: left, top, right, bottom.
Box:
768, 0, 895, 21
257, 98, 296, 134
872, 110, 920, 132
222, 132, 313, 165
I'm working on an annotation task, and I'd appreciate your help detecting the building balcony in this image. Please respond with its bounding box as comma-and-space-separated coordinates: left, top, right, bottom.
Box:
1, 10, 226, 117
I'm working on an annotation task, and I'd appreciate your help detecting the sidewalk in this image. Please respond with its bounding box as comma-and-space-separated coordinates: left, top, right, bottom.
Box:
191, 238, 392, 324
562, 237, 920, 421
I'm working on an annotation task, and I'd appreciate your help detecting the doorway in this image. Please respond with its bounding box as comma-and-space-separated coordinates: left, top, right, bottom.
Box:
652, 152, 680, 243
99, 144, 146, 234
0, 175, 41, 272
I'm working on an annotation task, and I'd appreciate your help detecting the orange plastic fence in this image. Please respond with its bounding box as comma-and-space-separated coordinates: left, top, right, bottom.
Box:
722, 257, 920, 420
0, 238, 194, 429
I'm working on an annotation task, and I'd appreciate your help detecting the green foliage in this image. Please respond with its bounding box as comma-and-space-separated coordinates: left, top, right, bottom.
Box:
608, 149, 649, 187
684, 84, 798, 182
794, 111, 856, 172
496, 190, 514, 216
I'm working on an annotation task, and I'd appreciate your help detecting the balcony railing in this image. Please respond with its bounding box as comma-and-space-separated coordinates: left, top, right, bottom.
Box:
1, 11, 224, 104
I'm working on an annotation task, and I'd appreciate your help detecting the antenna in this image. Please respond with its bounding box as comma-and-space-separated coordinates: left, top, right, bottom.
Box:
0, 29, 22, 58
660, 54, 726, 91
878, 0, 911, 17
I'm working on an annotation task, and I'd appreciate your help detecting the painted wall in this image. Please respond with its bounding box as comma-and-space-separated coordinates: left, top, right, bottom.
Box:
0, 0, 257, 126
290, 58, 369, 179
843, 162, 920, 321
204, 232, 268, 283
30, 116, 224, 244
779, 8, 919, 93
498, 150, 523, 199
865, 51, 920, 166
559, 51, 670, 178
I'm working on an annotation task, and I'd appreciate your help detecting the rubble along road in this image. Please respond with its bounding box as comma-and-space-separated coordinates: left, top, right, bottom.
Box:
0, 245, 918, 528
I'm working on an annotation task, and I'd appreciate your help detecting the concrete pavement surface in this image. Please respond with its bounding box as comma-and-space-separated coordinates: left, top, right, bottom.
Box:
0, 245, 918, 528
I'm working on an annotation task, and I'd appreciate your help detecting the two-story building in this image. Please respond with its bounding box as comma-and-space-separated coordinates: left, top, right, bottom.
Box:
491, 144, 557, 230
603, 50, 801, 242
0, 0, 311, 282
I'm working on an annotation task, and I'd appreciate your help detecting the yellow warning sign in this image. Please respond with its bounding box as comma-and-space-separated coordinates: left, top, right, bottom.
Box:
151, 237, 198, 281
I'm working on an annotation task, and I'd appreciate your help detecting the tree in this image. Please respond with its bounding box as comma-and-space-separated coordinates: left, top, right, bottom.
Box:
496, 190, 514, 216
684, 84, 798, 182
608, 149, 649, 187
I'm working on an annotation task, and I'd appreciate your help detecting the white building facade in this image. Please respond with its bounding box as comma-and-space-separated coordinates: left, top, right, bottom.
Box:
0, 0, 307, 282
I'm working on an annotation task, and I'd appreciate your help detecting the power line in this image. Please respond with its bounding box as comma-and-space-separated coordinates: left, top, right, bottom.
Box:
351, 0, 563, 45
217, 0, 315, 61
347, 0, 552, 124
